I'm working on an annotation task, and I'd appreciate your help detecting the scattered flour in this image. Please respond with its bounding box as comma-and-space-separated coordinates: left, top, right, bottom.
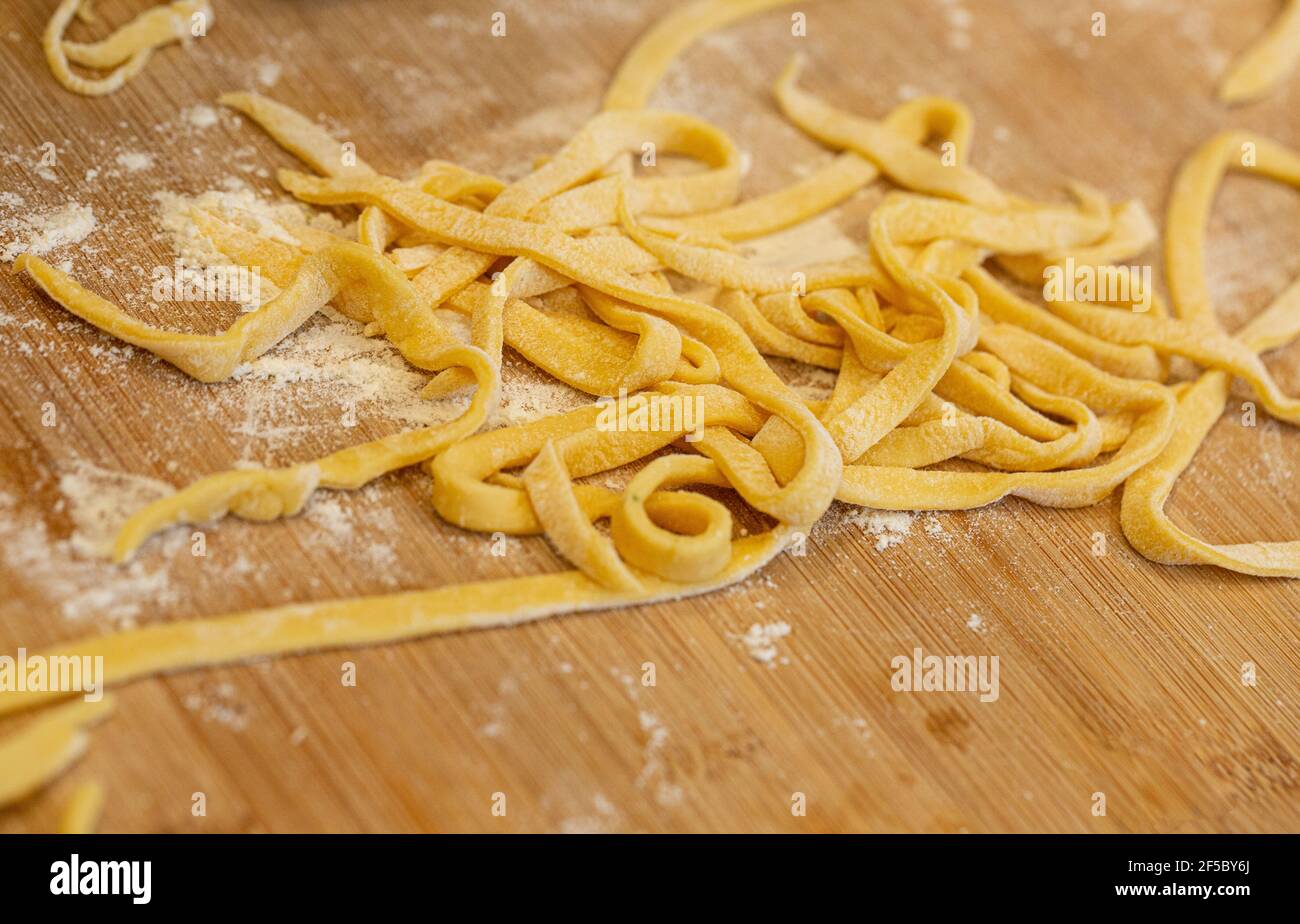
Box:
923, 513, 948, 538
57, 460, 175, 558
182, 682, 250, 731
733, 621, 792, 667
844, 509, 915, 551
1, 202, 97, 262
183, 104, 220, 129
114, 151, 154, 173
559, 793, 621, 834
636, 712, 684, 808
304, 495, 355, 544
254, 58, 282, 87
0, 490, 180, 630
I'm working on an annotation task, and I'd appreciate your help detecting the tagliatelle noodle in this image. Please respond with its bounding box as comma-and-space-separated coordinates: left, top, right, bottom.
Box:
1119, 131, 1300, 576
602, 0, 798, 110
58, 780, 106, 834
774, 58, 1008, 209
44, 0, 212, 96
190, 206, 702, 397
0, 533, 793, 720
429, 386, 765, 535
0, 698, 113, 810
1219, 0, 1300, 104
523, 442, 645, 592
837, 326, 1177, 510
15, 239, 474, 382
986, 135, 1300, 425
964, 268, 1167, 381
6, 0, 1300, 817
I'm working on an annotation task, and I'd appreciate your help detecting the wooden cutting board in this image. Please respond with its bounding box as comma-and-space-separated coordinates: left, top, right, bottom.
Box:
1, 0, 1298, 834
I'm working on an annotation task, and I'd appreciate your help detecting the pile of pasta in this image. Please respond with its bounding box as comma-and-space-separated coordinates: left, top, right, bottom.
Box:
7, 0, 1300, 828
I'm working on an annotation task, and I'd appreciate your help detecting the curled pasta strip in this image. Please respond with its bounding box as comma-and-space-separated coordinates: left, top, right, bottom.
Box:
1120, 131, 1300, 576
716, 290, 842, 368
1122, 369, 1300, 576
649, 95, 976, 241
524, 441, 643, 592
838, 323, 1177, 510
610, 455, 735, 584
805, 285, 1071, 440
748, 192, 1109, 482
430, 386, 765, 535
44, 0, 211, 96
757, 291, 844, 345
1219, 0, 1300, 104
775, 57, 1007, 208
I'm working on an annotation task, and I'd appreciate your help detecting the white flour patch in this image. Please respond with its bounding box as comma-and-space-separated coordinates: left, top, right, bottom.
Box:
636, 711, 684, 808
2, 202, 98, 262
559, 793, 621, 834
183, 104, 220, 129
182, 682, 250, 731
57, 460, 175, 558
0, 492, 181, 631
844, 509, 914, 551
114, 151, 155, 173
255, 58, 282, 87
304, 496, 355, 544
732, 621, 792, 667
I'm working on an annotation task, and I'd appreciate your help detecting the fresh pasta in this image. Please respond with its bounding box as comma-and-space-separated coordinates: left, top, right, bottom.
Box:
7, 0, 1299, 822
1219, 0, 1300, 104
44, 0, 212, 96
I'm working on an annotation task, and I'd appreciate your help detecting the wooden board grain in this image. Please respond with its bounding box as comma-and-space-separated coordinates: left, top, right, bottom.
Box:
1, 0, 1298, 834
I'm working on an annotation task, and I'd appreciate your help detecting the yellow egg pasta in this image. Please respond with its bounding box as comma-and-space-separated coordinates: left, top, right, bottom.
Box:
6, 0, 1300, 818
58, 780, 106, 835
1219, 0, 1300, 104
44, 0, 212, 96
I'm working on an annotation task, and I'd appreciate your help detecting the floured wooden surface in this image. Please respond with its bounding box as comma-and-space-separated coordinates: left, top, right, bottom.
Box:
1, 0, 1298, 833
